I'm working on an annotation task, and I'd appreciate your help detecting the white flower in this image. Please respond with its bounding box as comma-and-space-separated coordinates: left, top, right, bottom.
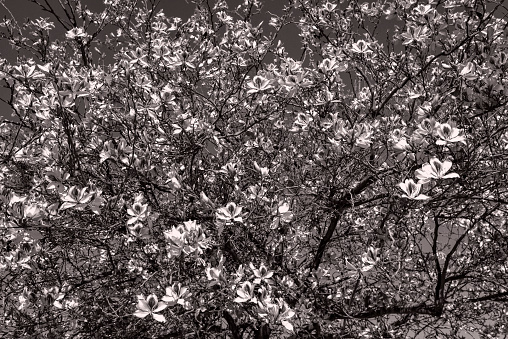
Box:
234, 281, 257, 303
322, 1, 337, 12
126, 202, 149, 225
415, 158, 460, 183
216, 202, 243, 224
205, 255, 225, 287
246, 75, 272, 94
392, 137, 411, 153
271, 202, 294, 229
133, 294, 167, 322
398, 179, 430, 200
361, 247, 380, 272
435, 122, 466, 145
162, 283, 192, 309
459, 62, 477, 80
416, 118, 438, 136
351, 40, 371, 53
59, 186, 94, 211
257, 298, 295, 332
65, 27, 88, 39
250, 263, 274, 284
253, 161, 269, 177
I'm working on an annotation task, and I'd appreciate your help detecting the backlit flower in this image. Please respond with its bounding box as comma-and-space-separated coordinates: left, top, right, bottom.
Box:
234, 281, 257, 303
257, 298, 295, 331
246, 75, 273, 94
416, 118, 438, 136
351, 40, 371, 53
65, 27, 88, 39
216, 202, 243, 224
398, 179, 430, 200
361, 247, 380, 272
127, 202, 149, 225
133, 294, 167, 322
435, 122, 466, 145
250, 263, 274, 284
415, 158, 460, 183
162, 283, 192, 309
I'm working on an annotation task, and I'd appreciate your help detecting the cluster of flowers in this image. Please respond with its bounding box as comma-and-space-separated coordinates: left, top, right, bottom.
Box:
163, 220, 209, 258
134, 282, 192, 322
204, 255, 296, 331
397, 118, 465, 200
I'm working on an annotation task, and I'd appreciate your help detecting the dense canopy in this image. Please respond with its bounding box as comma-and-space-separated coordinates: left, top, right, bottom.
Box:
0, 0, 508, 338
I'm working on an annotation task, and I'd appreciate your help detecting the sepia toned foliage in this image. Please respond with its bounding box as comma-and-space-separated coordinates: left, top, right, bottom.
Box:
0, 0, 507, 338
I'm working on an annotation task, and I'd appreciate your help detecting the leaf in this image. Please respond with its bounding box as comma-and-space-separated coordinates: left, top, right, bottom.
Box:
205, 139, 219, 156
27, 230, 43, 240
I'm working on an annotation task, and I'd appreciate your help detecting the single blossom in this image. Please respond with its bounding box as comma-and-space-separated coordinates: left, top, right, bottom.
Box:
435, 123, 466, 145
234, 281, 257, 303
258, 298, 295, 332
59, 186, 94, 211
271, 202, 294, 229
459, 61, 477, 80
133, 294, 167, 322
246, 76, 272, 94
351, 40, 371, 53
162, 283, 192, 309
205, 255, 225, 287
216, 202, 243, 224
413, 3, 434, 16
250, 263, 274, 284
322, 1, 337, 12
415, 158, 460, 183
319, 58, 340, 72
416, 118, 438, 136
361, 247, 380, 272
392, 137, 411, 153
127, 201, 149, 224
401, 25, 430, 45
253, 161, 269, 177
398, 179, 430, 200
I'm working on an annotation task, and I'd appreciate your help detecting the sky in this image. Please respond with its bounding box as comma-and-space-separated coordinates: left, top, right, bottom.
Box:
0, 0, 303, 119
0, 0, 303, 61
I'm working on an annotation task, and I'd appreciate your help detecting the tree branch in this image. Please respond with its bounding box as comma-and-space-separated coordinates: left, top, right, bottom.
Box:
312, 175, 376, 270
328, 302, 443, 321
466, 291, 508, 303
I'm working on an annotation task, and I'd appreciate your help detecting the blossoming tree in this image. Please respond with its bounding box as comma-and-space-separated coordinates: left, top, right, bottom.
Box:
1, 0, 508, 337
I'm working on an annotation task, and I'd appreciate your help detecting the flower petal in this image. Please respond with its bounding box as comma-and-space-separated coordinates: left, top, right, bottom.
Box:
153, 302, 168, 313
398, 182, 409, 195
442, 172, 460, 179
234, 296, 248, 303
440, 160, 453, 174
152, 313, 166, 322
137, 299, 151, 313
414, 194, 430, 200
133, 310, 150, 318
